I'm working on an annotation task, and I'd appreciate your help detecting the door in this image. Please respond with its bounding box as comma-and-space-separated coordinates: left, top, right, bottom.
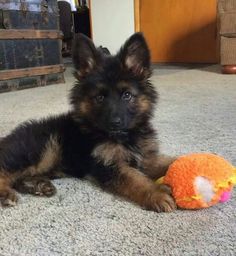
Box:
136, 0, 218, 63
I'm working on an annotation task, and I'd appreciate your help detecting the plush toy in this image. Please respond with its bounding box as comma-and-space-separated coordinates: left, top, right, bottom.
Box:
156, 153, 236, 209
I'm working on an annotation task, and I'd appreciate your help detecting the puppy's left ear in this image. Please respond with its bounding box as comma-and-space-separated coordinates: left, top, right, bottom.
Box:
72, 33, 101, 79
118, 33, 151, 79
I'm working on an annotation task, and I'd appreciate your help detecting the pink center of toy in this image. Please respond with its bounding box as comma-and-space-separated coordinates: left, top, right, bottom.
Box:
219, 191, 231, 203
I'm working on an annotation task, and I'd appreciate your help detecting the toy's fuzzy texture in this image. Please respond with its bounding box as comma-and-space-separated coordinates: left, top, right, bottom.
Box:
162, 153, 236, 209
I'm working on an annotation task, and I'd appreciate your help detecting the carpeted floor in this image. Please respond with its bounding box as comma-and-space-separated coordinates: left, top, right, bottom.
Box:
0, 64, 235, 256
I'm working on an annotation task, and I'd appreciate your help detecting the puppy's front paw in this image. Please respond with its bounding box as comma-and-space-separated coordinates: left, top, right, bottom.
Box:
146, 187, 176, 212
35, 179, 56, 197
0, 189, 18, 207
15, 177, 56, 197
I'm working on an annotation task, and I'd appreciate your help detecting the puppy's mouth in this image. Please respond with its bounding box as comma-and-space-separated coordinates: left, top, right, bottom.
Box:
108, 130, 128, 139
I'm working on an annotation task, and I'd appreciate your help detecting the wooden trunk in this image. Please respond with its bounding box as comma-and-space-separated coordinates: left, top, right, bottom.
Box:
0, 0, 65, 93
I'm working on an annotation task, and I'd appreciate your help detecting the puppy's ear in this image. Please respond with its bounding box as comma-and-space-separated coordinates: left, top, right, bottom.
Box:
118, 33, 151, 79
72, 34, 101, 79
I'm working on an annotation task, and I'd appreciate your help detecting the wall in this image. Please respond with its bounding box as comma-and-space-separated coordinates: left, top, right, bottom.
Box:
90, 0, 135, 54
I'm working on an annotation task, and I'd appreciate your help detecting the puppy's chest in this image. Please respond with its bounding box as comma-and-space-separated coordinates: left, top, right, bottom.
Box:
91, 141, 143, 168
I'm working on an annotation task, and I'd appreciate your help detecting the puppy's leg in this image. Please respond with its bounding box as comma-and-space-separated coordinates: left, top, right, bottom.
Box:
0, 131, 61, 201
137, 137, 176, 180
0, 175, 18, 206
142, 154, 177, 180
94, 164, 176, 212
14, 176, 56, 197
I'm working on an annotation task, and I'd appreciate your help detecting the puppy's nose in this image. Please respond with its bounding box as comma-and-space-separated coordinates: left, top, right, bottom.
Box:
110, 117, 121, 129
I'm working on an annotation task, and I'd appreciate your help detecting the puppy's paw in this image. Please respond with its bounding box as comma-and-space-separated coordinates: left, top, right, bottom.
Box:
0, 189, 18, 207
15, 177, 56, 197
146, 188, 176, 213
34, 179, 56, 197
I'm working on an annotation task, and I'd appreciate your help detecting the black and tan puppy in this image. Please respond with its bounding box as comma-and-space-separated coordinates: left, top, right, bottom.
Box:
0, 33, 176, 212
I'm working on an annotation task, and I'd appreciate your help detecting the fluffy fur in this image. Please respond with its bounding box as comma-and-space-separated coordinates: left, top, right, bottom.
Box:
0, 33, 176, 212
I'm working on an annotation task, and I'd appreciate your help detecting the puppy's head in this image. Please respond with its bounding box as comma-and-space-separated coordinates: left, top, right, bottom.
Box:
70, 33, 158, 137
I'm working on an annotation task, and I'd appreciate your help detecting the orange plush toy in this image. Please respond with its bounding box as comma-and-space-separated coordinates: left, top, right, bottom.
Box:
156, 153, 236, 209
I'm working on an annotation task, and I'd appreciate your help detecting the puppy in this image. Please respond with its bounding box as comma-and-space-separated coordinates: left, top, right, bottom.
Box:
0, 33, 176, 212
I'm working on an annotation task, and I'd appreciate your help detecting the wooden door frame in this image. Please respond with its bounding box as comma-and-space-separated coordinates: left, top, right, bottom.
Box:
134, 0, 140, 32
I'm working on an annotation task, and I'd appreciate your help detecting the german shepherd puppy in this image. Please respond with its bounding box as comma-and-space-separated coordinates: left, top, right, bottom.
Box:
0, 33, 176, 212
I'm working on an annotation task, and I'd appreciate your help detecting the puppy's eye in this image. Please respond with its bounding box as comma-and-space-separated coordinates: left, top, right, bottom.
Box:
122, 91, 132, 101
95, 95, 104, 103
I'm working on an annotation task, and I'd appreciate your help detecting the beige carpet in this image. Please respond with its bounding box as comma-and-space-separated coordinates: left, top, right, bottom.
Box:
0, 64, 235, 256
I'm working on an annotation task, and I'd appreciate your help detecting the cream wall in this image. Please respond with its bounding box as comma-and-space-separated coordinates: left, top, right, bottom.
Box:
90, 0, 135, 54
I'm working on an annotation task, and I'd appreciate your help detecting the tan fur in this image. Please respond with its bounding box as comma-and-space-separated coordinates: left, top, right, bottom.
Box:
22, 135, 61, 177
117, 81, 137, 95
0, 173, 11, 190
79, 101, 91, 115
115, 165, 154, 204
117, 81, 129, 91
111, 164, 175, 212
138, 137, 158, 152
76, 57, 95, 78
4, 135, 61, 184
142, 154, 176, 180
138, 137, 176, 179
137, 95, 151, 113
92, 142, 141, 167
38, 136, 60, 173
0, 171, 17, 206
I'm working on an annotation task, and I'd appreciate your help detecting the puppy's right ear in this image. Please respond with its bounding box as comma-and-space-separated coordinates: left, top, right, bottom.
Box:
72, 34, 100, 79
